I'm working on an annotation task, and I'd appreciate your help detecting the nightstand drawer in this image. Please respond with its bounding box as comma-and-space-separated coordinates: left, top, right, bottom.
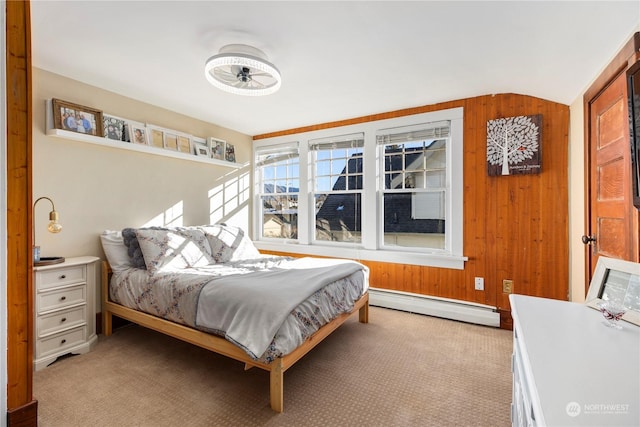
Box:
37, 265, 86, 290
37, 305, 86, 338
36, 326, 86, 359
37, 285, 86, 313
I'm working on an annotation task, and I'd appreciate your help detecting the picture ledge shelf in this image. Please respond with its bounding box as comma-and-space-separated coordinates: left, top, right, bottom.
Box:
45, 100, 241, 169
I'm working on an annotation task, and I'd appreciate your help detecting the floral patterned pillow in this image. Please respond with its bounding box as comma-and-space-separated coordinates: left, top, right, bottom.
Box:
200, 224, 260, 263
136, 228, 215, 274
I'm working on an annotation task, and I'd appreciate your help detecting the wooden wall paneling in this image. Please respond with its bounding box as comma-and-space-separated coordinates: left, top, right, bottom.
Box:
462, 95, 490, 305
6, 0, 37, 424
257, 93, 570, 328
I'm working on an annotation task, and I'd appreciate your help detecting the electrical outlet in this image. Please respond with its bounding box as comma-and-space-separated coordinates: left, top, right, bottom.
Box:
503, 279, 513, 294
474, 277, 484, 291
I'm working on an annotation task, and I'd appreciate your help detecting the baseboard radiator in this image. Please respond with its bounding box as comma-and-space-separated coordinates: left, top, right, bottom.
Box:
368, 288, 500, 327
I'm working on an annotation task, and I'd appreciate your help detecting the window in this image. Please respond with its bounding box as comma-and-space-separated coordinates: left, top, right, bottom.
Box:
310, 133, 364, 243
255, 143, 299, 240
252, 107, 465, 269
378, 122, 449, 251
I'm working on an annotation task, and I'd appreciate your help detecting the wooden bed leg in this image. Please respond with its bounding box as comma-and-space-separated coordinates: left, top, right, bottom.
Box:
359, 302, 369, 323
101, 260, 113, 336
270, 358, 284, 413
103, 309, 112, 336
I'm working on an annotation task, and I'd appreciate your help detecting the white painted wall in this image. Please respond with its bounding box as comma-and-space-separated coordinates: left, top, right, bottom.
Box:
33, 68, 253, 311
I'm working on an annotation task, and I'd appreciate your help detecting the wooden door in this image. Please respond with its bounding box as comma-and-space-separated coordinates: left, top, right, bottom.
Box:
585, 71, 634, 282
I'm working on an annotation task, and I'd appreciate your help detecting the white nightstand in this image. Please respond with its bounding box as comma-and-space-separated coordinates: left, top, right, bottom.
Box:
33, 256, 99, 370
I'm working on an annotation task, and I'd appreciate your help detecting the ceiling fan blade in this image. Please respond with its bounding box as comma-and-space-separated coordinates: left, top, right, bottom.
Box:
214, 70, 238, 83
250, 79, 267, 89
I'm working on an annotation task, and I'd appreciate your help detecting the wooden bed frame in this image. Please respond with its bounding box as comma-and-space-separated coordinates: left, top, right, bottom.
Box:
101, 261, 369, 412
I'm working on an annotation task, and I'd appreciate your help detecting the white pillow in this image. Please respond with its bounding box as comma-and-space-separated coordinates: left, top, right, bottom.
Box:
200, 224, 260, 263
100, 230, 134, 274
136, 228, 215, 274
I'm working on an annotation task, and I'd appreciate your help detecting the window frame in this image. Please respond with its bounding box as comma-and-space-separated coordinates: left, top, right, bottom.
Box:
310, 133, 365, 245
252, 107, 466, 269
378, 127, 450, 253
254, 142, 301, 243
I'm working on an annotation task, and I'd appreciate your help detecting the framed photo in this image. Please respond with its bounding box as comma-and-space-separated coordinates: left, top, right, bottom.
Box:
103, 114, 127, 141
52, 98, 103, 136
177, 134, 192, 153
164, 132, 178, 151
128, 121, 148, 145
193, 137, 210, 157
208, 137, 226, 160
148, 126, 165, 148
585, 256, 640, 326
225, 142, 236, 162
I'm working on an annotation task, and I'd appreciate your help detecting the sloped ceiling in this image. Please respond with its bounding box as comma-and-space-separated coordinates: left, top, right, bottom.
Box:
31, 1, 640, 136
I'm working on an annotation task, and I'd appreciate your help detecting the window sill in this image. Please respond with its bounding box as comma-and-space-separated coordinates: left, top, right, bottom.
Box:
254, 242, 468, 270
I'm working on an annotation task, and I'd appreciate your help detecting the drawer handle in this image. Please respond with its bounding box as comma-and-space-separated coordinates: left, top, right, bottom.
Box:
59, 274, 66, 279
61, 317, 67, 322
60, 296, 66, 301
60, 339, 66, 345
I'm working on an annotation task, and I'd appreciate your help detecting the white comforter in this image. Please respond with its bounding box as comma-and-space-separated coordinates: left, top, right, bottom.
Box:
195, 257, 366, 359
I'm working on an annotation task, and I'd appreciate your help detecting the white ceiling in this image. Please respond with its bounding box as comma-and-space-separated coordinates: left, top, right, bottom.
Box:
31, 1, 640, 137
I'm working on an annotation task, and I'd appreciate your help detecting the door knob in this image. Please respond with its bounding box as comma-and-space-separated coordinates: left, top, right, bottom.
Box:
581, 235, 597, 244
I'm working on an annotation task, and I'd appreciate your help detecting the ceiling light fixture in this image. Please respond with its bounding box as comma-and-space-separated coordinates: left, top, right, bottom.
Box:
204, 44, 281, 96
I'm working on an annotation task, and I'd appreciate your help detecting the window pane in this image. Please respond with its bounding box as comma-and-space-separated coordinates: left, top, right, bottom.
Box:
263, 168, 274, 181
263, 181, 276, 193
316, 176, 332, 192
385, 171, 404, 190
275, 165, 287, 179
316, 150, 331, 160
346, 157, 360, 174
331, 158, 347, 175
275, 180, 287, 192
316, 160, 331, 176
385, 153, 403, 172
348, 174, 363, 190
287, 179, 299, 192
315, 193, 361, 243
348, 148, 362, 157
261, 195, 298, 239
382, 193, 445, 249
425, 170, 445, 188
404, 141, 424, 150
405, 152, 424, 171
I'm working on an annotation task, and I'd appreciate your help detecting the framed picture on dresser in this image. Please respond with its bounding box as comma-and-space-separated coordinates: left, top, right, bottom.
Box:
585, 256, 640, 326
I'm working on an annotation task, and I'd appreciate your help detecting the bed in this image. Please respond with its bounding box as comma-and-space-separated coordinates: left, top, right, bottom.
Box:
100, 224, 369, 412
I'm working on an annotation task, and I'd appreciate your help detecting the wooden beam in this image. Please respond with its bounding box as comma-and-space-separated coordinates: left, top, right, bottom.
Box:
6, 0, 36, 420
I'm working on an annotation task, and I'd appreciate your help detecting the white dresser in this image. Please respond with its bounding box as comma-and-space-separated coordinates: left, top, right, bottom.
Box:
510, 294, 640, 426
34, 256, 99, 370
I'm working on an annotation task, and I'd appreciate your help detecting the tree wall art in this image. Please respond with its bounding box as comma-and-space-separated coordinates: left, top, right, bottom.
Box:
486, 114, 542, 176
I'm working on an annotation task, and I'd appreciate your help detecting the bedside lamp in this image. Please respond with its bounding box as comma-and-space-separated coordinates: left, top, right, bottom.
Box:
33, 196, 64, 265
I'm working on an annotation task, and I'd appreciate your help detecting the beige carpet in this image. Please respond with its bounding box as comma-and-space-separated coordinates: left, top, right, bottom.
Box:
34, 306, 513, 426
